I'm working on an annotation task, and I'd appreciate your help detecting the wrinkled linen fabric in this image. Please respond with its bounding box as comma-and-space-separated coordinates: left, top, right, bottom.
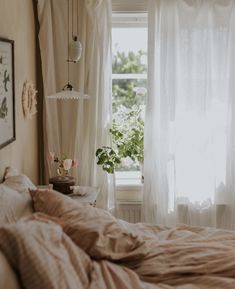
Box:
31, 213, 235, 288
2, 218, 235, 288
122, 224, 235, 285
144, 0, 235, 229
0, 220, 159, 289
30, 189, 145, 261
0, 220, 91, 289
28, 188, 235, 288
0, 174, 36, 225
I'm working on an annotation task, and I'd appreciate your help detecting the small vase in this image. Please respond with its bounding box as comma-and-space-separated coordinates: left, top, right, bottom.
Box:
56, 167, 69, 178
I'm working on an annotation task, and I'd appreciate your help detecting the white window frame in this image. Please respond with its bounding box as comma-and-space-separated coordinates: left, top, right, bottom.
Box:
112, 12, 147, 190
112, 0, 147, 14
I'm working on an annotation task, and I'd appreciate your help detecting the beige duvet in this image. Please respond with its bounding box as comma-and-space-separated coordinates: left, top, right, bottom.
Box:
1, 217, 235, 289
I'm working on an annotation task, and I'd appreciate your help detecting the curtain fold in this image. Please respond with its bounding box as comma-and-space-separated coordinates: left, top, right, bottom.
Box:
143, 0, 235, 229
37, 0, 115, 210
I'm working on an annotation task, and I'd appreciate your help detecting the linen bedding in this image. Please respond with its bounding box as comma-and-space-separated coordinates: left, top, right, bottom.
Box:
1, 175, 235, 288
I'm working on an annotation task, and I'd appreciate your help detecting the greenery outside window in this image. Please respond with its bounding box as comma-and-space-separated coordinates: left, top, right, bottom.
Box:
96, 13, 147, 186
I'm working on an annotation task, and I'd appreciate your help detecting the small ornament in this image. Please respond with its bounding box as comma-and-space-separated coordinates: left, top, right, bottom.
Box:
22, 80, 37, 119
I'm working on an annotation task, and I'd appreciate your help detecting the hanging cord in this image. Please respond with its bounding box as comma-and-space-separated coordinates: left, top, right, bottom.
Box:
77, 0, 79, 40
67, 0, 70, 84
72, 0, 77, 41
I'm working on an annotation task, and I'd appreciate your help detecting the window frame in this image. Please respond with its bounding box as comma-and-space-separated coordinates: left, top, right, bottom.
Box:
112, 12, 148, 187
112, 0, 147, 14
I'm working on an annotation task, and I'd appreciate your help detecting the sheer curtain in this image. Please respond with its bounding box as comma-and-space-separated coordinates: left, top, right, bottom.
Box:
37, 0, 115, 210
143, 0, 235, 229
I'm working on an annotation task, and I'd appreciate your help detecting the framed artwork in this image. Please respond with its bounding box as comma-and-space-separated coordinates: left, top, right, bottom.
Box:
0, 38, 15, 149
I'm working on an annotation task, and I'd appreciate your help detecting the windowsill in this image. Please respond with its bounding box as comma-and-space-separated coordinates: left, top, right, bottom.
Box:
115, 171, 143, 202
117, 183, 143, 190
115, 170, 143, 187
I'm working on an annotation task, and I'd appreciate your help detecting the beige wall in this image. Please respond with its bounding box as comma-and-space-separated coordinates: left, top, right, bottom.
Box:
0, 0, 38, 183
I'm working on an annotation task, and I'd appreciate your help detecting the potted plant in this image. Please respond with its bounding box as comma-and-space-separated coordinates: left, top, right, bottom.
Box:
96, 106, 144, 176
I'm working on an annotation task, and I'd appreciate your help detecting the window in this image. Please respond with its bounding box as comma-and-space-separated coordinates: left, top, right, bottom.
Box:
112, 13, 147, 186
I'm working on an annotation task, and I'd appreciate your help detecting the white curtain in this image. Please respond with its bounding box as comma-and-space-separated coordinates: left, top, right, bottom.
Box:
37, 0, 115, 210
143, 0, 235, 229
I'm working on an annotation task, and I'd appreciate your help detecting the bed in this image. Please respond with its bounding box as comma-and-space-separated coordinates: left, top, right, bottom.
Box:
1, 168, 235, 289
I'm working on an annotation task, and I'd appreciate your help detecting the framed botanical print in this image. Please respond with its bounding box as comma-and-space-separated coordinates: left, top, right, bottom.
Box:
0, 38, 15, 149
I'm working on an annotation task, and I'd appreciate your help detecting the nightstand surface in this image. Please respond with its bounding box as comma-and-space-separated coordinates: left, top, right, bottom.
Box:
69, 186, 100, 206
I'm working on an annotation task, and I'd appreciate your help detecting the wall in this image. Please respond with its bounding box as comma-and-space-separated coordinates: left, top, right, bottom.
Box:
0, 0, 38, 183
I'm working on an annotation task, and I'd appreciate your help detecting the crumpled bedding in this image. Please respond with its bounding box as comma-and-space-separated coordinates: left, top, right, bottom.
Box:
122, 223, 235, 287
2, 217, 235, 289
2, 186, 235, 289
29, 188, 147, 262
0, 220, 158, 289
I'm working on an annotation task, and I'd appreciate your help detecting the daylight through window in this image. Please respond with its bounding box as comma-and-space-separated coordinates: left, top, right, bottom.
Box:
112, 13, 147, 185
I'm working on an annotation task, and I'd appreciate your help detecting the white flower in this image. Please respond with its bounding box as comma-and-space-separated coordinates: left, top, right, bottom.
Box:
63, 159, 73, 171
121, 157, 133, 168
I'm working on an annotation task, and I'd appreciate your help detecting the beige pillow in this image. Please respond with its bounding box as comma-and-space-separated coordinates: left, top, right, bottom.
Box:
30, 189, 146, 261
3, 174, 36, 193
0, 220, 91, 289
0, 174, 36, 224
3, 166, 19, 181
0, 184, 33, 225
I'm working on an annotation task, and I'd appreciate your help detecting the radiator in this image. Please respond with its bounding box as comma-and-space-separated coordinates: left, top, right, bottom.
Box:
115, 202, 142, 223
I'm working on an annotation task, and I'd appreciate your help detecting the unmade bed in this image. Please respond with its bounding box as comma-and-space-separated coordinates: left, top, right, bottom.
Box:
1, 170, 235, 289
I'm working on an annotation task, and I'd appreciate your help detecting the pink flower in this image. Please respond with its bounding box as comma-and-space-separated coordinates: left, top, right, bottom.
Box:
63, 159, 72, 171
72, 159, 78, 168
48, 152, 55, 162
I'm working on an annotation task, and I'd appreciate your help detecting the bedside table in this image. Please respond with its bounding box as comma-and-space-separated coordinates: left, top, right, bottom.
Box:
68, 186, 100, 207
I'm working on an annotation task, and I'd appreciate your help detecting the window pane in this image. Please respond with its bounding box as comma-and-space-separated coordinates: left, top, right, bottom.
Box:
112, 27, 147, 56
112, 78, 146, 112
112, 51, 147, 74
111, 24, 147, 176
112, 80, 145, 172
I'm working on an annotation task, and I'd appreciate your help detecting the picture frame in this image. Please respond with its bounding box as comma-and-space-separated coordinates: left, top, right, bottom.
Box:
0, 38, 15, 149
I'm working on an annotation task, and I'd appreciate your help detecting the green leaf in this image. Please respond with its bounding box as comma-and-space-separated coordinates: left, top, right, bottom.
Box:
96, 148, 103, 156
